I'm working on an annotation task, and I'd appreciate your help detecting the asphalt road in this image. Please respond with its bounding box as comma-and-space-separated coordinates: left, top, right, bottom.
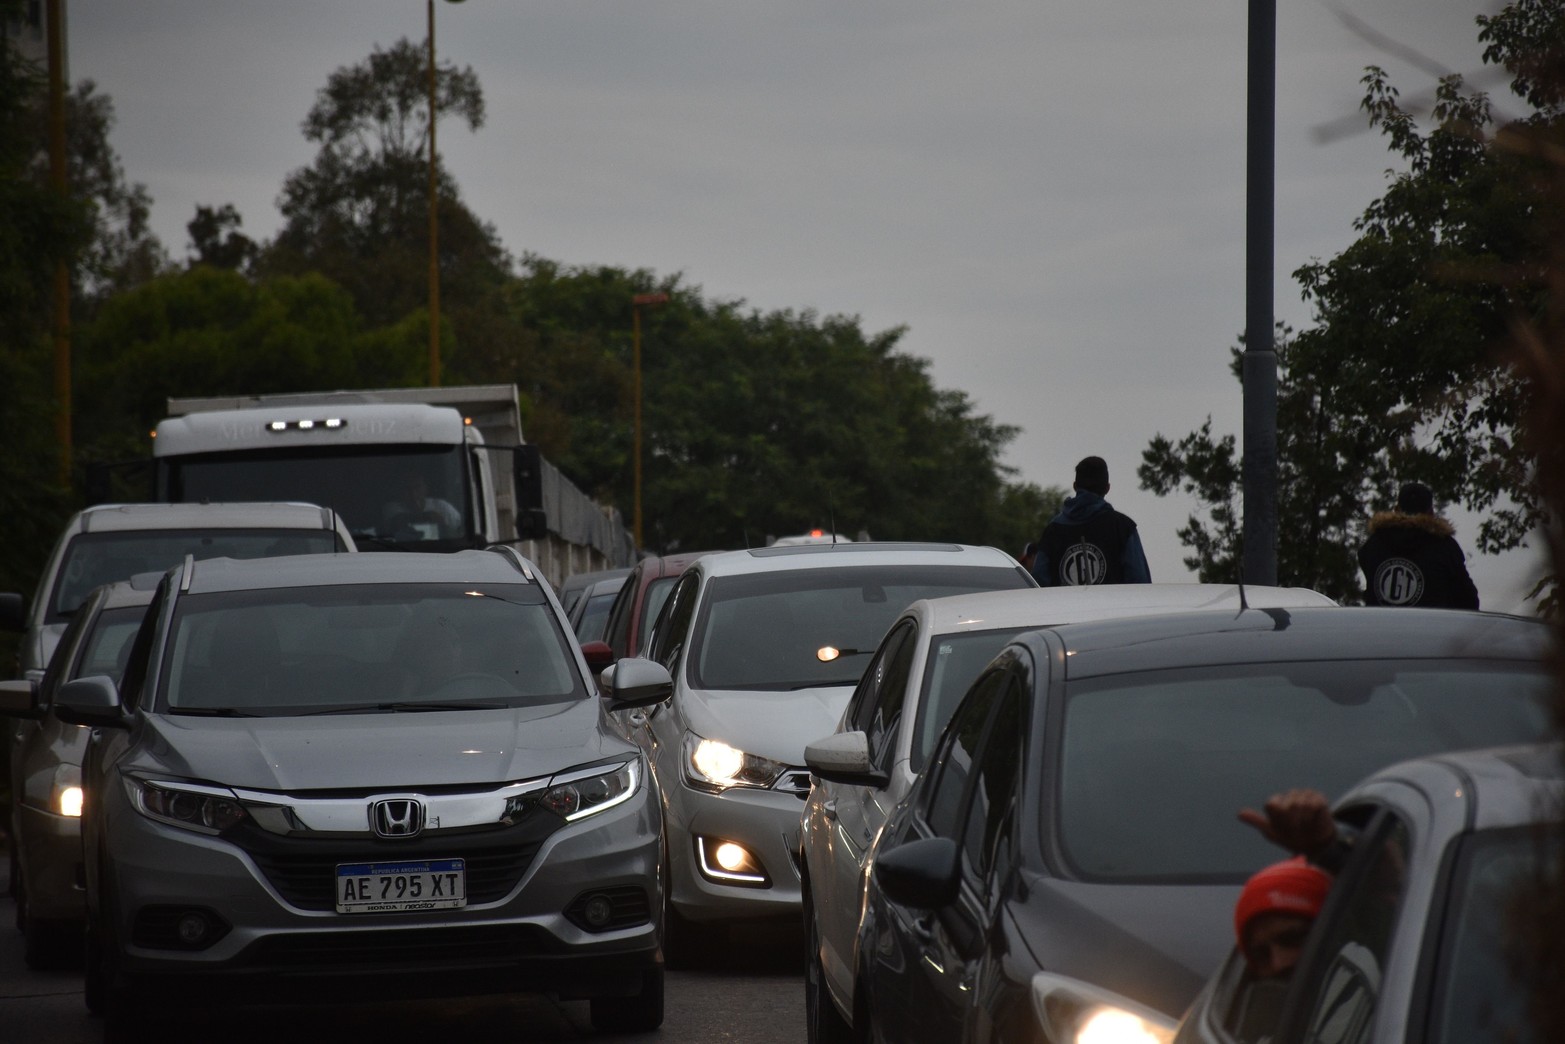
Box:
0, 852, 806, 1043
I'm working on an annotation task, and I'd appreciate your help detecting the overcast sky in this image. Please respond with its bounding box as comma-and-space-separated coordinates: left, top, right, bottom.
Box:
66, 0, 1544, 610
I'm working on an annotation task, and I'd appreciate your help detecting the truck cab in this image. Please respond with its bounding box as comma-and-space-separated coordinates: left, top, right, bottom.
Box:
153, 400, 542, 553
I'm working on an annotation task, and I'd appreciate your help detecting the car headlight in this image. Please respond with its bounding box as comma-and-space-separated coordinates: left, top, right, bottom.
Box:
683, 733, 786, 791
53, 764, 83, 818
127, 778, 248, 834
1031, 972, 1176, 1044
536, 760, 640, 822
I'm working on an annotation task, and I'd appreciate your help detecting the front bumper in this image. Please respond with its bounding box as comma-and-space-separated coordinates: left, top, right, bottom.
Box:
17, 802, 84, 922
98, 781, 662, 1005
663, 777, 807, 924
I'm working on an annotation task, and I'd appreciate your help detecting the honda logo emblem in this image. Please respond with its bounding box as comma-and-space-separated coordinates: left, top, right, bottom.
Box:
371, 798, 424, 838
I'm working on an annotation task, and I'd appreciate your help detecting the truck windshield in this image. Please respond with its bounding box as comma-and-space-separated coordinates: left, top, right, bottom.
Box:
163, 445, 473, 551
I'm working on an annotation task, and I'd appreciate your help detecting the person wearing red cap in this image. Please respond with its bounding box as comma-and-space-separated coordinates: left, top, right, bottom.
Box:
1234, 856, 1334, 980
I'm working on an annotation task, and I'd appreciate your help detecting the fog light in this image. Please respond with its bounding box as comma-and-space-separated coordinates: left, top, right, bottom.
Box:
714, 842, 748, 873
695, 836, 768, 886
582, 895, 614, 928
176, 913, 210, 945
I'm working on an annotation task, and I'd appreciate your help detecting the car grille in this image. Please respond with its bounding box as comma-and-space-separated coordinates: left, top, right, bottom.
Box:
232, 812, 564, 912
774, 769, 812, 800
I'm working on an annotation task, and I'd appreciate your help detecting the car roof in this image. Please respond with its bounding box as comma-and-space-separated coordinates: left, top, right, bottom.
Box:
1044, 606, 1549, 679
182, 549, 542, 595
68, 502, 346, 533
905, 583, 1336, 636
1349, 742, 1565, 832
694, 542, 1022, 578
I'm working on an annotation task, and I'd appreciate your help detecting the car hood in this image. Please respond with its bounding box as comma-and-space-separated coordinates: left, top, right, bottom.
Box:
130, 700, 627, 791
678, 685, 854, 767
1014, 872, 1241, 1017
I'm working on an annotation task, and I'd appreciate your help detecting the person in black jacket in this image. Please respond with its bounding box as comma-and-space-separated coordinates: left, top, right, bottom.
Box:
1030, 456, 1151, 586
1357, 483, 1480, 609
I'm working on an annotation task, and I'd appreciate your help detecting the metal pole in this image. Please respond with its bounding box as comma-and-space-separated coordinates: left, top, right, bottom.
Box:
47, 0, 71, 489
427, 0, 441, 387
1242, 0, 1278, 585
632, 304, 643, 550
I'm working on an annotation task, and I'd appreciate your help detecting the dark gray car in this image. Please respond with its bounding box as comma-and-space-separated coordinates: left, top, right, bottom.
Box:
851, 607, 1555, 1044
56, 549, 673, 1037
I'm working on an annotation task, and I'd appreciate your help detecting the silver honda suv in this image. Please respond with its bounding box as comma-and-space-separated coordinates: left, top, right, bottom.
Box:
56, 548, 673, 1036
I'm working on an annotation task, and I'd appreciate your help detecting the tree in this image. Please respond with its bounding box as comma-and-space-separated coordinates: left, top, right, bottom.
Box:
260, 37, 510, 337
187, 203, 257, 272
1140, 3, 1564, 602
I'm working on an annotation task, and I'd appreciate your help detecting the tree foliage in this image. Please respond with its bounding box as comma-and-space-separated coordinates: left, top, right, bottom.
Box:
1141, 3, 1564, 602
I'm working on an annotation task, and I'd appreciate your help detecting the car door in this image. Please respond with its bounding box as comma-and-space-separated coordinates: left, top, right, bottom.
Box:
817, 618, 919, 1000
870, 666, 1026, 1042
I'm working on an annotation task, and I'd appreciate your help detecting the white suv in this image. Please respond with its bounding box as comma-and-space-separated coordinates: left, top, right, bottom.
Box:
624, 542, 1035, 960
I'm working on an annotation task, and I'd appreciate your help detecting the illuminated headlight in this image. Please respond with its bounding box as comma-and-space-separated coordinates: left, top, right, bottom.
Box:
128, 778, 248, 834
683, 733, 786, 791
1031, 972, 1176, 1044
51, 764, 84, 818
522, 761, 639, 822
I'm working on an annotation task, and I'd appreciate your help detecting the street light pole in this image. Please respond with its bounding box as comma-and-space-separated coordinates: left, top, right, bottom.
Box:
1242, 0, 1279, 585
47, 0, 71, 488
426, 0, 441, 388
631, 292, 670, 550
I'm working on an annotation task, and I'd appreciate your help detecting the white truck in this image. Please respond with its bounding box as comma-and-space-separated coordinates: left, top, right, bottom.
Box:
152, 385, 634, 586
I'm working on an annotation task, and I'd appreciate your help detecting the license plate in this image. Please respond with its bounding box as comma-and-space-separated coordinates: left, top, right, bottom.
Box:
335, 858, 466, 913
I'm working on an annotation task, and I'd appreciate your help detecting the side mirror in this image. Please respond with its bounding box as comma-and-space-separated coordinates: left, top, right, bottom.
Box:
513, 445, 548, 540
0, 678, 42, 720
54, 675, 129, 728
515, 509, 549, 541
804, 731, 888, 788
874, 836, 960, 910
0, 591, 23, 633
600, 657, 673, 711
580, 640, 614, 673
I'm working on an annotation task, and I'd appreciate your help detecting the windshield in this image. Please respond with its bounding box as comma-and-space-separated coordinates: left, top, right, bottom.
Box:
162, 444, 472, 551
911, 628, 1029, 772
1427, 826, 1557, 1044
574, 589, 618, 643
1054, 661, 1554, 882
49, 529, 341, 622
78, 605, 152, 683
157, 582, 585, 715
691, 564, 1029, 691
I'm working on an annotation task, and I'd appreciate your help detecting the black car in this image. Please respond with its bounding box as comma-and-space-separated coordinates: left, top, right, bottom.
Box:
850, 607, 1555, 1044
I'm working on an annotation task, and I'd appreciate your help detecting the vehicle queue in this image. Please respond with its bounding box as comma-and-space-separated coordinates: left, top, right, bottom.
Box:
1, 504, 1557, 1042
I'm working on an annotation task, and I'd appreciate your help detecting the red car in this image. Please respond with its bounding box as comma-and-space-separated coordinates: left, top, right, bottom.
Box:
597, 551, 718, 661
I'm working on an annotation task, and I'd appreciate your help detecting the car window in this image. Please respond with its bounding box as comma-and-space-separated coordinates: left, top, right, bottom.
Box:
691, 564, 1026, 692
37, 588, 102, 708
48, 528, 340, 621
573, 587, 618, 643
78, 605, 153, 683
603, 569, 638, 658
1054, 660, 1551, 881
647, 573, 698, 670
157, 582, 584, 715
923, 669, 1006, 841
1423, 826, 1553, 1044
961, 671, 1027, 883
847, 620, 918, 772
1291, 812, 1411, 1044
911, 627, 1028, 773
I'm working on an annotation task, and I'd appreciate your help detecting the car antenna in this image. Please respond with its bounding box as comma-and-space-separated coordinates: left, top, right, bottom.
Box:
1236, 566, 1250, 615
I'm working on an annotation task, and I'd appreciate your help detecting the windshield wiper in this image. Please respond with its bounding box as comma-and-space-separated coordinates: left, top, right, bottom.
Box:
301, 700, 507, 716
170, 707, 260, 717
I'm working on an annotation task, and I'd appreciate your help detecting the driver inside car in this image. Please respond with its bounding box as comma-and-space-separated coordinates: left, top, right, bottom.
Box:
382, 472, 462, 539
